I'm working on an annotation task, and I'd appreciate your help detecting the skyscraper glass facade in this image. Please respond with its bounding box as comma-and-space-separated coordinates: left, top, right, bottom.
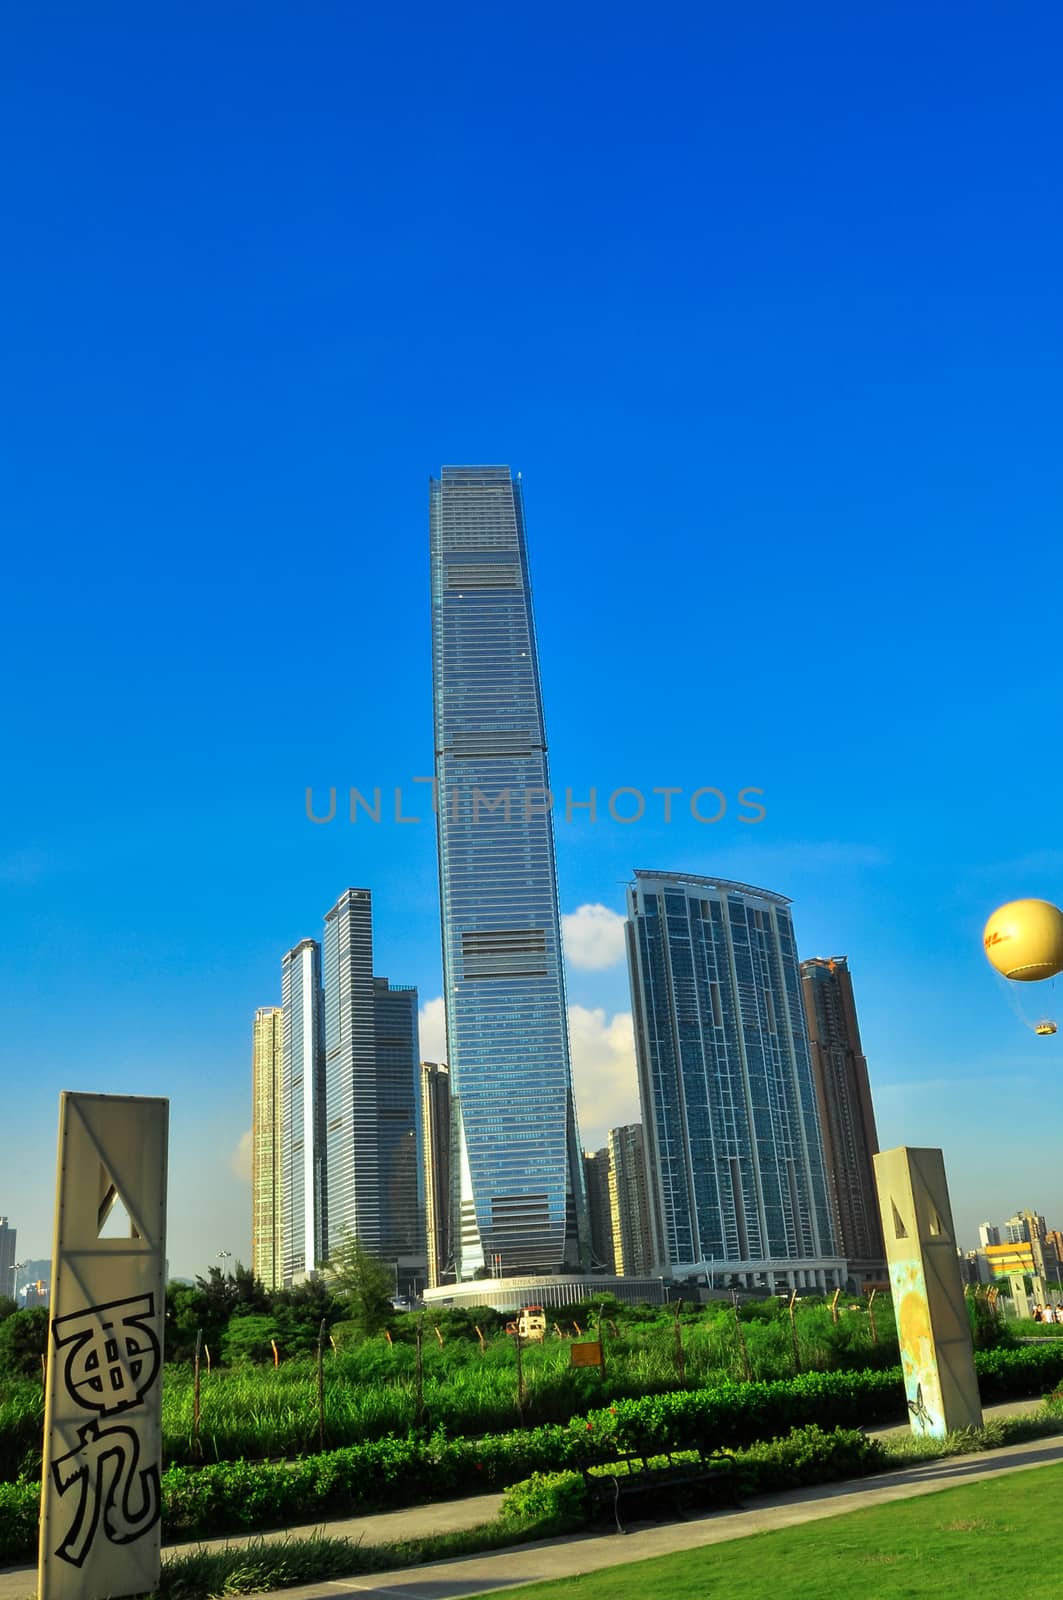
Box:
626, 872, 844, 1292
323, 889, 378, 1254
372, 978, 421, 1259
322, 888, 422, 1268
800, 956, 885, 1270
252, 1005, 285, 1289
281, 939, 325, 1281
420, 1062, 451, 1287
430, 465, 589, 1278
0, 1218, 16, 1297
607, 1124, 654, 1277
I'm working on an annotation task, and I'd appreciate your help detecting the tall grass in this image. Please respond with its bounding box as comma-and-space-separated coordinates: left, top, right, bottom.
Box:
0, 1303, 899, 1477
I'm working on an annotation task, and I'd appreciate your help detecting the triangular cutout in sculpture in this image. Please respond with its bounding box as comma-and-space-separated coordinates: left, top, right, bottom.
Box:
98, 1178, 142, 1239
891, 1200, 908, 1239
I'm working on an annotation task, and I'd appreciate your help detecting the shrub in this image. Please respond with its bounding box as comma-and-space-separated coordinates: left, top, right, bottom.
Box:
498, 1470, 587, 1534
0, 1309, 48, 1380
0, 1479, 38, 1564
974, 1344, 1063, 1400
735, 1424, 888, 1495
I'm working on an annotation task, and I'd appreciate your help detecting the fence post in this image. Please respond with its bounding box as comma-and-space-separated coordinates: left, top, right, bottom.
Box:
271, 1338, 280, 1368
193, 1327, 203, 1460
316, 1317, 327, 1452
788, 1290, 800, 1374
830, 1288, 841, 1325
475, 1324, 486, 1355
733, 1304, 752, 1383
673, 1299, 686, 1385
868, 1289, 879, 1345
514, 1329, 525, 1424
415, 1316, 426, 1428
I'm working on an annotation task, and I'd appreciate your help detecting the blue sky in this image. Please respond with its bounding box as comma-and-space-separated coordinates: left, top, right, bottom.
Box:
3, 3, 1062, 1277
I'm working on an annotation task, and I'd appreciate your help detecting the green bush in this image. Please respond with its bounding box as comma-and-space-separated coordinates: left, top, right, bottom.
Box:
0, 1479, 38, 1564
0, 1309, 48, 1380
974, 1344, 1063, 1400
498, 1470, 587, 1534
0, 1386, 43, 1481
735, 1424, 888, 1494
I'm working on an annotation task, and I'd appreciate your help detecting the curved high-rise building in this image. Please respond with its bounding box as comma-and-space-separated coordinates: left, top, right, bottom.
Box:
430, 465, 589, 1279
626, 871, 845, 1292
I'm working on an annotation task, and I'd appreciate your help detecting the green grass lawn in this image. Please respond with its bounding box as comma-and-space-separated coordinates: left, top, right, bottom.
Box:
493, 1462, 1063, 1600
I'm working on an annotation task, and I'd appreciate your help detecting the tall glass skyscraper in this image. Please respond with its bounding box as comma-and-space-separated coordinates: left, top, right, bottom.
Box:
430, 465, 589, 1278
251, 1005, 285, 1289
281, 938, 325, 1281
800, 956, 885, 1274
323, 889, 379, 1252
626, 871, 845, 1292
372, 977, 422, 1260
323, 888, 423, 1268
420, 1062, 451, 1287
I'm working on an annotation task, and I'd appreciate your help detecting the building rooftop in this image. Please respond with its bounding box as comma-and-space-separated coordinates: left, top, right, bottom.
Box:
630, 869, 791, 908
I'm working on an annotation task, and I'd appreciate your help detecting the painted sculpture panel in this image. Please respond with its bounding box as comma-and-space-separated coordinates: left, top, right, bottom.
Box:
873, 1146, 981, 1438
39, 1092, 169, 1600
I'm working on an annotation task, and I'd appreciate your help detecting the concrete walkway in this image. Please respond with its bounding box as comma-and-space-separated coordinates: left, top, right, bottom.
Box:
0, 1400, 1057, 1600
865, 1394, 1044, 1440
0, 1492, 507, 1600
254, 1427, 1063, 1600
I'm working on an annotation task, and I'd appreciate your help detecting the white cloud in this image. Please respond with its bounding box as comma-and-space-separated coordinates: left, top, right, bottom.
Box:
419, 995, 448, 1064
562, 904, 627, 970
230, 1128, 253, 1183
567, 1005, 639, 1148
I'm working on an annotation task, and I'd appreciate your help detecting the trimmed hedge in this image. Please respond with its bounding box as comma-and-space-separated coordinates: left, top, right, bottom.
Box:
973, 1344, 1063, 1400
507, 1423, 891, 1533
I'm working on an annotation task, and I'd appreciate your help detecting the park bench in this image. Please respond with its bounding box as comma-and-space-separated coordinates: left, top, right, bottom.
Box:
581, 1445, 741, 1534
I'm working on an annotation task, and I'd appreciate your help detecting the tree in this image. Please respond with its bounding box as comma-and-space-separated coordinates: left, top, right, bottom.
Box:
327, 1234, 394, 1337
0, 1307, 48, 1378
0, 1295, 17, 1323
270, 1276, 341, 1356
221, 1314, 281, 1365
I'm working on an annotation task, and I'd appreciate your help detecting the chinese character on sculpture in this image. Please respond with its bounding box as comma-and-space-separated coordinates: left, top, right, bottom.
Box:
49, 1296, 162, 1567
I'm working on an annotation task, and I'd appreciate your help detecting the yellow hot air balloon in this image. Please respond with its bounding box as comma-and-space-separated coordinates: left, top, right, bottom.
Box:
983, 899, 1063, 980
984, 898, 1063, 1036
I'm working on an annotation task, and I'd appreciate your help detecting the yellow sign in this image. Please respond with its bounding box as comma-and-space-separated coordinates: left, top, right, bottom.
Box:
570, 1340, 603, 1368
39, 1093, 169, 1600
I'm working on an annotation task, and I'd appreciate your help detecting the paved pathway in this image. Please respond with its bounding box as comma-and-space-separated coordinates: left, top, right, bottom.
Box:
0, 1492, 506, 1600
255, 1428, 1063, 1600
0, 1399, 1056, 1600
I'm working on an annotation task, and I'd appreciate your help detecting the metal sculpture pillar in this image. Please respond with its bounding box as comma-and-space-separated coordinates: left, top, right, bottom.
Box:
39, 1092, 169, 1600
873, 1145, 981, 1438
